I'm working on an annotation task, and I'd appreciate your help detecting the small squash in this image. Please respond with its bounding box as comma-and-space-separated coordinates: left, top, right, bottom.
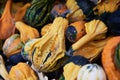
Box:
2, 34, 24, 58
94, 0, 120, 15
77, 64, 107, 80
73, 37, 111, 61
66, 0, 95, 22
15, 21, 40, 43
14, 3, 31, 21
50, 3, 69, 20
66, 19, 107, 56
22, 17, 68, 72
0, 55, 9, 80
9, 62, 38, 80
0, 0, 15, 39
23, 0, 55, 31
62, 56, 89, 80
102, 36, 120, 80
65, 21, 86, 42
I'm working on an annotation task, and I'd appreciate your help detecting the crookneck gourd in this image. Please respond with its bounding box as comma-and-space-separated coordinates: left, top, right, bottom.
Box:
2, 34, 24, 58
22, 17, 68, 72
66, 19, 108, 56
0, 55, 9, 80
0, 0, 15, 39
66, 0, 95, 22
15, 21, 40, 43
23, 0, 55, 31
9, 62, 38, 80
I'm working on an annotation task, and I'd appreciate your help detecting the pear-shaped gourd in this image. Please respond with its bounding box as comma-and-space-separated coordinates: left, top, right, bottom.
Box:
22, 17, 68, 72
0, 0, 15, 39
9, 62, 38, 80
15, 21, 39, 43
77, 64, 107, 80
0, 55, 9, 80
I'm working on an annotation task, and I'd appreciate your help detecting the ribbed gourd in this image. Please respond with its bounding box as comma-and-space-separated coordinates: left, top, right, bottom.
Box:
22, 17, 68, 72
23, 0, 55, 31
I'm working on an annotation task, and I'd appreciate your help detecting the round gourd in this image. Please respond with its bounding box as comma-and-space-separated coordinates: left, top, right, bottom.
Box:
65, 21, 86, 42
77, 64, 106, 80
2, 34, 24, 57
9, 62, 38, 80
23, 0, 55, 31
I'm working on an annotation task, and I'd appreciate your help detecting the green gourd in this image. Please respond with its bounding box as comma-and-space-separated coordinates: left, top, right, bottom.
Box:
114, 43, 120, 69
23, 0, 54, 31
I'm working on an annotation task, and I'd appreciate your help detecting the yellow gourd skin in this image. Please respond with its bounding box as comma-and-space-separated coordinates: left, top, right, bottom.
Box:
15, 21, 40, 43
9, 62, 38, 80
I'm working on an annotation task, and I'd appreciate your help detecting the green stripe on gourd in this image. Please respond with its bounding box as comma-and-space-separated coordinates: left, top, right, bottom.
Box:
114, 43, 120, 69
23, 0, 54, 31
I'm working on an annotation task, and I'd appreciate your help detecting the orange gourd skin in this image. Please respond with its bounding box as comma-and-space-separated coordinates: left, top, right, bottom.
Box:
0, 0, 15, 39
102, 36, 120, 80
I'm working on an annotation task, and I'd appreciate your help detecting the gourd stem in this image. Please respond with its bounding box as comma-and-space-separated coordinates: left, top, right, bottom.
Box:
72, 33, 96, 51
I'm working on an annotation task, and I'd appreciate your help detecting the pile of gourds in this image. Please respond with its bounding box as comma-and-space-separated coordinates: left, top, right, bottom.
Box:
0, 0, 120, 80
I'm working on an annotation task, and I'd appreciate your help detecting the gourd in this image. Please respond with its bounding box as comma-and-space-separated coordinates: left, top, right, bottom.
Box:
15, 21, 40, 43
22, 17, 68, 72
0, 55, 9, 80
23, 0, 55, 31
2, 34, 24, 58
114, 43, 120, 69
50, 3, 69, 20
14, 3, 31, 21
65, 21, 86, 42
66, 19, 107, 56
9, 62, 38, 80
66, 0, 95, 22
94, 0, 120, 15
102, 36, 120, 80
0, 0, 15, 39
73, 37, 111, 61
62, 56, 89, 80
77, 64, 107, 80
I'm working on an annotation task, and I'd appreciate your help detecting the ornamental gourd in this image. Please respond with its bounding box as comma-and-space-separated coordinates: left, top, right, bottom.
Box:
77, 64, 107, 80
9, 62, 38, 80
2, 34, 24, 58
23, 0, 55, 31
22, 17, 68, 72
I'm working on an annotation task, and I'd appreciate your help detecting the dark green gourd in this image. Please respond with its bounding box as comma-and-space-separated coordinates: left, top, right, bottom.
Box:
114, 43, 120, 69
23, 0, 54, 31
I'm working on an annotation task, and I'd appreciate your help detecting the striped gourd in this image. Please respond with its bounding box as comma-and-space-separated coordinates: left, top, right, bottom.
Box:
23, 0, 54, 31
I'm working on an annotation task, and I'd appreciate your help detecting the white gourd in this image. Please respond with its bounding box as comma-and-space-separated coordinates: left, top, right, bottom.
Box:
77, 64, 106, 80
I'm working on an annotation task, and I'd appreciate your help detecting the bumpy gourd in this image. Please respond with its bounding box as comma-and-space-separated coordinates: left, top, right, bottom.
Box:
77, 64, 107, 80
23, 0, 55, 31
15, 21, 39, 43
9, 62, 38, 80
22, 17, 68, 72
2, 34, 24, 57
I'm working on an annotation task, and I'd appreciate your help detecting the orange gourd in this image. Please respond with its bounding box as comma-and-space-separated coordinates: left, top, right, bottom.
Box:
0, 0, 15, 39
102, 36, 120, 80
